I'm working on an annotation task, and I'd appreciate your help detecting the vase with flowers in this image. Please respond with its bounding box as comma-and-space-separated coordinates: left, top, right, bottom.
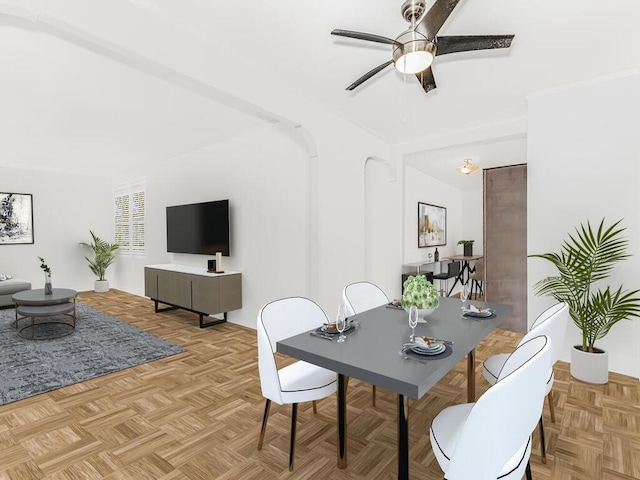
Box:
402, 274, 440, 320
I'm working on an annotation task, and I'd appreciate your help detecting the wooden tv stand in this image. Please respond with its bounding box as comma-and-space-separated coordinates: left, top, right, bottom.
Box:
144, 264, 242, 328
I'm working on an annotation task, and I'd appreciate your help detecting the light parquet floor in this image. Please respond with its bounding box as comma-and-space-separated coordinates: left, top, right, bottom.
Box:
0, 290, 638, 479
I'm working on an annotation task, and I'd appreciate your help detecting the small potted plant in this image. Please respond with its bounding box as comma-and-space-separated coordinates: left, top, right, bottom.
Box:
530, 218, 640, 384
402, 274, 440, 320
457, 239, 475, 256
79, 230, 119, 293
38, 256, 52, 294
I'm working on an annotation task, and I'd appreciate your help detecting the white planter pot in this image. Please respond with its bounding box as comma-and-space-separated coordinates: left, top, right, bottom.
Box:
94, 279, 109, 293
570, 345, 608, 384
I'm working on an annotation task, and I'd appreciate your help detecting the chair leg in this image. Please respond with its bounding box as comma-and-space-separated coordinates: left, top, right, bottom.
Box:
539, 415, 547, 464
312, 400, 317, 414
289, 403, 298, 471
257, 399, 271, 450
525, 460, 533, 480
372, 385, 376, 407
548, 390, 556, 423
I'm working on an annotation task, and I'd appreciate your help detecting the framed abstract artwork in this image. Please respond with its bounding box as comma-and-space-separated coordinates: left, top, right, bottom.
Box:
418, 202, 446, 247
0, 192, 34, 245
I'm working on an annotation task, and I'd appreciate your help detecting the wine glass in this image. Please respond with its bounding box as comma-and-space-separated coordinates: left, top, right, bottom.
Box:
336, 304, 347, 343
460, 283, 470, 311
408, 306, 418, 342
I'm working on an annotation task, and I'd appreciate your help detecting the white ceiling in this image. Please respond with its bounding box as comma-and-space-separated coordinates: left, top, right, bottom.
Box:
1, 0, 639, 182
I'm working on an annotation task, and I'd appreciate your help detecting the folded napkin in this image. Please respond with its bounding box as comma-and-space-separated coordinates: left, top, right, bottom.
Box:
414, 336, 444, 349
462, 305, 491, 314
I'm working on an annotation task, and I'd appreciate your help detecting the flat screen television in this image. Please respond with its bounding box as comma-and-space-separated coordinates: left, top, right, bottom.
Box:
166, 199, 230, 256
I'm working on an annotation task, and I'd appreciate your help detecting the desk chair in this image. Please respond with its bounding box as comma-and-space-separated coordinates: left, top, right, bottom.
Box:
257, 297, 338, 471
469, 258, 484, 299
430, 335, 552, 480
343, 281, 389, 406
432, 261, 461, 296
482, 302, 569, 463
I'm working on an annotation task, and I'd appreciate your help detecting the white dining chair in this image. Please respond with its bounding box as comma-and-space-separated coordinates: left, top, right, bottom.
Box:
256, 297, 338, 471
342, 281, 389, 317
430, 335, 553, 480
342, 281, 389, 406
482, 301, 569, 463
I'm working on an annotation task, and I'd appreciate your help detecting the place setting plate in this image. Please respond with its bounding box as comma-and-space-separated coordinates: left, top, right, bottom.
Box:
400, 336, 453, 361
317, 322, 354, 335
462, 305, 495, 319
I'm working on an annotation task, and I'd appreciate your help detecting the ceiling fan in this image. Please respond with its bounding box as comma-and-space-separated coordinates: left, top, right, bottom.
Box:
331, 0, 514, 94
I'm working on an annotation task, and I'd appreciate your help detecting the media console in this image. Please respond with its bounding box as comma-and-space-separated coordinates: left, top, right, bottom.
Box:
144, 264, 242, 328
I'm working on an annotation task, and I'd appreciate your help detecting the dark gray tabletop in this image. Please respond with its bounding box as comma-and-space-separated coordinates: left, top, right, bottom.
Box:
12, 288, 77, 305
277, 297, 512, 399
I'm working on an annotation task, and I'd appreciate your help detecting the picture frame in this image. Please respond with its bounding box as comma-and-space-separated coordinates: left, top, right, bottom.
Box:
0, 192, 34, 245
418, 202, 446, 247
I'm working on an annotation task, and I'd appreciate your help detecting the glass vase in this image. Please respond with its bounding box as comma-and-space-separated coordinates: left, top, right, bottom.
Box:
44, 272, 53, 295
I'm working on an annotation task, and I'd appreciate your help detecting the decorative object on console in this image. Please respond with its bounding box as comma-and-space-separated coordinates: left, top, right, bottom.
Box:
38, 256, 52, 294
79, 230, 119, 293
418, 202, 446, 247
530, 218, 640, 384
457, 239, 474, 256
215, 251, 224, 273
434, 248, 439, 261
0, 192, 34, 245
207, 259, 216, 272
402, 274, 439, 320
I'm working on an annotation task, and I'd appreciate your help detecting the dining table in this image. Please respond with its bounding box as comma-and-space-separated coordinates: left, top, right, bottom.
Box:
277, 296, 512, 480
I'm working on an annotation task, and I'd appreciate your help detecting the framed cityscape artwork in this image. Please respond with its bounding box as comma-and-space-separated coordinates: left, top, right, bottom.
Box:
0, 192, 34, 245
418, 202, 446, 247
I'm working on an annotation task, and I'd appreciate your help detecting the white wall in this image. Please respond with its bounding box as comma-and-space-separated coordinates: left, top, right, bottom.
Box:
527, 70, 640, 378
403, 164, 464, 265
112, 124, 309, 328
1, 166, 111, 291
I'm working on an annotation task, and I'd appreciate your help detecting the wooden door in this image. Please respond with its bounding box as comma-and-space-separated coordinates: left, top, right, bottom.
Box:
483, 164, 527, 333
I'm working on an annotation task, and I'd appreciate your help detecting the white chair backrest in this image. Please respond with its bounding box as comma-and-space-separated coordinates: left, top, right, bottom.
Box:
445, 335, 552, 480
342, 281, 389, 316
257, 297, 329, 403
520, 302, 569, 365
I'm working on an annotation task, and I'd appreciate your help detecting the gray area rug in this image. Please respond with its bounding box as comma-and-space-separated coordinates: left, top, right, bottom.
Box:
0, 302, 185, 405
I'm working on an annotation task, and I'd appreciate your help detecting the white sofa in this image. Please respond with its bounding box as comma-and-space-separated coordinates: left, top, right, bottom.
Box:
0, 278, 32, 307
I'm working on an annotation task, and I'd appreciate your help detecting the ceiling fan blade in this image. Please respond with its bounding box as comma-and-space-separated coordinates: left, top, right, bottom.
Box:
414, 0, 461, 40
436, 35, 515, 56
331, 29, 402, 47
346, 60, 394, 91
415, 67, 437, 94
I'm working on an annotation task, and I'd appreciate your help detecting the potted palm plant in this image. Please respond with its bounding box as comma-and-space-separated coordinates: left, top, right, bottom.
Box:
79, 230, 119, 293
530, 218, 640, 384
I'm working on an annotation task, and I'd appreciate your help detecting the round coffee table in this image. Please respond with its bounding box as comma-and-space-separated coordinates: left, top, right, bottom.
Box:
12, 288, 78, 340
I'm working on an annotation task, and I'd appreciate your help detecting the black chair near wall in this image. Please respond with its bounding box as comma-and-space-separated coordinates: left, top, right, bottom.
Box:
432, 261, 461, 296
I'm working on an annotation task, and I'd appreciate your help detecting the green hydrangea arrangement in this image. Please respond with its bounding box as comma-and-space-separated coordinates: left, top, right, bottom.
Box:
402, 275, 439, 309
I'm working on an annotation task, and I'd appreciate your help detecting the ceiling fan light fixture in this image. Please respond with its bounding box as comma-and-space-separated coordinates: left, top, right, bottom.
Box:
395, 50, 434, 74
456, 159, 480, 175
393, 31, 435, 74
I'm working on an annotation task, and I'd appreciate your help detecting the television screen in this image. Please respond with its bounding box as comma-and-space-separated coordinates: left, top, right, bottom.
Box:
166, 199, 230, 255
